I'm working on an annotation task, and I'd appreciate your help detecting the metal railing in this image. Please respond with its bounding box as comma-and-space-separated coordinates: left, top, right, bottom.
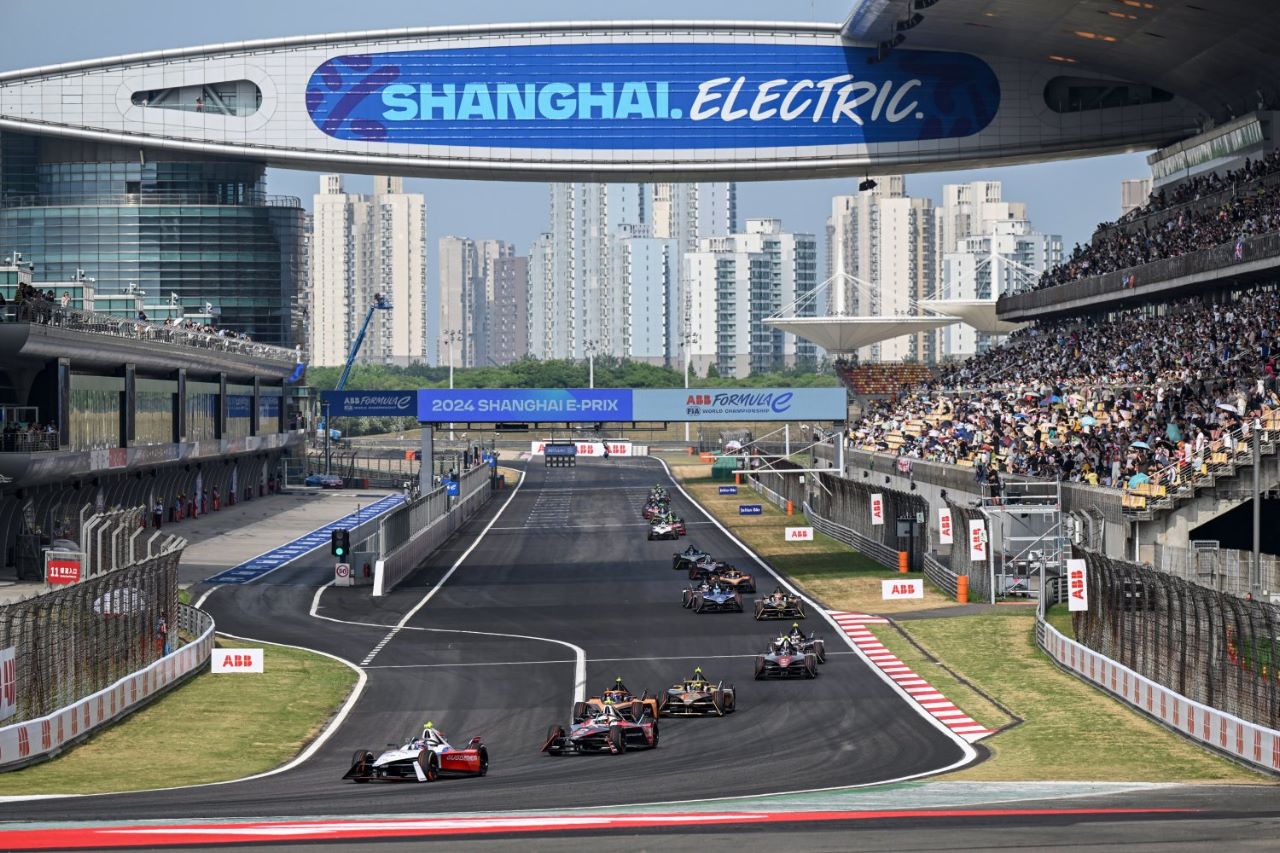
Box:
0, 299, 298, 362
1, 192, 302, 209
0, 431, 60, 453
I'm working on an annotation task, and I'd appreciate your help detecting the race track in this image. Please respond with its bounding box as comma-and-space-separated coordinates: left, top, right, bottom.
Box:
10, 458, 971, 821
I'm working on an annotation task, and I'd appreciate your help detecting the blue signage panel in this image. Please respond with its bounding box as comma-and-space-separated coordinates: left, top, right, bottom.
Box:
543, 444, 578, 457
634, 388, 847, 422
225, 395, 252, 419
719, 486, 739, 495
417, 389, 631, 423
739, 504, 764, 516
306, 43, 999, 150
321, 390, 417, 417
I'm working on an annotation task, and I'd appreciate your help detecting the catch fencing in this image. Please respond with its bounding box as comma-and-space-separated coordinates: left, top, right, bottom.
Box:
0, 537, 184, 724
1073, 553, 1280, 730
1151, 543, 1280, 598
373, 465, 495, 596
941, 500, 991, 604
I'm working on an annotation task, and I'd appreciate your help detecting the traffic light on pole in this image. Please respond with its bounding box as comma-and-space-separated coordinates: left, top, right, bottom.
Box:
331, 528, 350, 558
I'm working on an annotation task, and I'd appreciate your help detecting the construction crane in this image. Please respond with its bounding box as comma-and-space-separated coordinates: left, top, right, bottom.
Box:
320, 293, 393, 441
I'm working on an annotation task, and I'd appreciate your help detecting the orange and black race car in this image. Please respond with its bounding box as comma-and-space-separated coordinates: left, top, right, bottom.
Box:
713, 565, 756, 594
658, 668, 736, 717
572, 678, 661, 723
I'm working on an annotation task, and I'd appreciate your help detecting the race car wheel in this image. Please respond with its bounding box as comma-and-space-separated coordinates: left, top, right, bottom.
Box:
713, 688, 726, 716
650, 719, 660, 747
754, 657, 766, 680
681, 590, 693, 608
804, 654, 818, 678
572, 701, 589, 723
693, 595, 704, 613
419, 750, 440, 782
544, 724, 566, 755
724, 691, 736, 713
609, 726, 626, 754
647, 532, 655, 540
478, 748, 489, 776
350, 749, 373, 782
813, 639, 827, 663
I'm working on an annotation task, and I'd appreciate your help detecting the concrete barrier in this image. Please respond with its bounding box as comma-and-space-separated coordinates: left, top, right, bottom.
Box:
0, 604, 215, 770
1038, 618, 1280, 776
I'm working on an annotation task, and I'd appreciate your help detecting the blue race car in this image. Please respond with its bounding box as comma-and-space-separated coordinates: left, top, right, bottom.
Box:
686, 584, 743, 614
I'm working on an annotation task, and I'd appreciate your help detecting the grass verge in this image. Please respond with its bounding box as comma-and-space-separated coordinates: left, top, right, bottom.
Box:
670, 463, 1270, 783
0, 637, 356, 795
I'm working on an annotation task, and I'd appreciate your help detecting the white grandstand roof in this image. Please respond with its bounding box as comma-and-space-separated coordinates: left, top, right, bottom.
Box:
764, 316, 959, 354
917, 300, 1028, 336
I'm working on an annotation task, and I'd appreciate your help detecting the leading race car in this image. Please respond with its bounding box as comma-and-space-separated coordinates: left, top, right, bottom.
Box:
344, 722, 488, 783
754, 589, 807, 620
543, 703, 659, 755
687, 584, 743, 614
648, 520, 681, 540
754, 638, 819, 679
658, 667, 736, 717
573, 678, 660, 723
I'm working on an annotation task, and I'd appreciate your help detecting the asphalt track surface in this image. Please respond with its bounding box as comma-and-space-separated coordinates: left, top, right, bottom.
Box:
7, 458, 971, 822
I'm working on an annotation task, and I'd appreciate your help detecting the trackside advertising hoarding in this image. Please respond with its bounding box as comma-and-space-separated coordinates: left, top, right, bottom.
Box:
1066, 558, 1089, 612
306, 43, 1000, 151
326, 388, 847, 423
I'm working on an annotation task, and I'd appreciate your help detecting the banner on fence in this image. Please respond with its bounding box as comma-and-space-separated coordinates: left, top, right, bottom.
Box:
0, 647, 15, 721
938, 507, 953, 545
44, 553, 82, 586
968, 519, 987, 561
212, 649, 264, 674
882, 579, 923, 599
1066, 558, 1089, 612
785, 527, 814, 542
739, 504, 763, 516
870, 494, 885, 526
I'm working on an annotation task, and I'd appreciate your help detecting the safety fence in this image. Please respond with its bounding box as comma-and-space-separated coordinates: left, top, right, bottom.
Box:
923, 553, 961, 600
379, 486, 447, 556
1151, 543, 1280, 598
1073, 553, 1280, 730
1039, 618, 1280, 776
0, 603, 214, 770
941, 500, 991, 604
0, 537, 184, 724
373, 466, 496, 596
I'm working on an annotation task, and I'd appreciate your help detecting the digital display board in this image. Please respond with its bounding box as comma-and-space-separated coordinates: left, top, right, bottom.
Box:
306, 43, 1000, 149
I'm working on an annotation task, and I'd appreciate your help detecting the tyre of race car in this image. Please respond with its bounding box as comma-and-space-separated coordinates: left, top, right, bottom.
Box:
572, 701, 589, 723
724, 690, 736, 713
628, 700, 645, 722
419, 750, 440, 781
658, 694, 670, 716
349, 749, 373, 782
753, 602, 764, 620
713, 688, 726, 715
731, 593, 742, 612
804, 654, 818, 678
544, 724, 565, 755
796, 601, 807, 619
753, 656, 766, 680
682, 590, 692, 608
812, 639, 827, 663
692, 594, 704, 613
477, 748, 489, 776
648, 532, 655, 540
609, 726, 626, 754
650, 719, 660, 747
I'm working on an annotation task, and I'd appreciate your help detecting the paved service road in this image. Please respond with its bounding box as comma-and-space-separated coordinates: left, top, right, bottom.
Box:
9, 459, 971, 821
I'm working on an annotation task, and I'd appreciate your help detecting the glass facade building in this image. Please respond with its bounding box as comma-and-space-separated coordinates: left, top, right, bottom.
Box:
0, 133, 304, 345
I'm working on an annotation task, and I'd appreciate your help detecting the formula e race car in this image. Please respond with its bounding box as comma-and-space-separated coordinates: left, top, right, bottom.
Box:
712, 566, 756, 594
754, 590, 807, 620
777, 624, 827, 663
543, 703, 659, 755
686, 585, 743, 613
673, 545, 713, 572
686, 556, 736, 581
573, 678, 661, 723
648, 520, 681, 540
754, 640, 819, 679
658, 668, 736, 716
344, 723, 488, 782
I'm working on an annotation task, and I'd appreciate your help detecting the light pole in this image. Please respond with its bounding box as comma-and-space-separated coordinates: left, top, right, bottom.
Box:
443, 329, 463, 441
584, 339, 599, 389
682, 331, 700, 444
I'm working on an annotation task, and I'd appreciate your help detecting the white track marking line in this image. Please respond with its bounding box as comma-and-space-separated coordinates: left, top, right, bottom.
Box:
363, 650, 859, 669
654, 456, 980, 779
193, 585, 221, 609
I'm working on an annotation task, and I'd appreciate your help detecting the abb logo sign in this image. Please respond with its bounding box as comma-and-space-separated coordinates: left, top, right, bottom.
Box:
211, 649, 264, 674
46, 557, 81, 586
687, 394, 714, 405
870, 494, 884, 526
1066, 558, 1089, 612
785, 527, 814, 542
938, 508, 953, 545
968, 520, 987, 561
882, 579, 923, 600
0, 646, 15, 721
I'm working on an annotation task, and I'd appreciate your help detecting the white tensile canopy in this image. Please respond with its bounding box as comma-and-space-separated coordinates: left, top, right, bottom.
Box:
763, 316, 960, 353
918, 299, 1027, 335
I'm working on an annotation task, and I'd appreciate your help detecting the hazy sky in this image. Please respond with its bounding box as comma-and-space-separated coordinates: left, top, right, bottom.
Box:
5, 0, 1150, 264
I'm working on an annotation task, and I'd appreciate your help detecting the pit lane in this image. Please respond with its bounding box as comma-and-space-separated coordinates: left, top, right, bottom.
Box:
5, 459, 971, 821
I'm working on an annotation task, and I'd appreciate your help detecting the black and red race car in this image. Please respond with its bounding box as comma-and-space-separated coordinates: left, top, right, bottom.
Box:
754, 638, 819, 679
542, 703, 659, 755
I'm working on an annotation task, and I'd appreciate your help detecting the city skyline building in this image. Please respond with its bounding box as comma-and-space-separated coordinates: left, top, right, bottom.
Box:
437, 236, 513, 368
308, 174, 427, 368
486, 254, 529, 366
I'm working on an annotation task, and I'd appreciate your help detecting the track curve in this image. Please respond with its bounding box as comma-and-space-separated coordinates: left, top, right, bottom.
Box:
9, 458, 970, 820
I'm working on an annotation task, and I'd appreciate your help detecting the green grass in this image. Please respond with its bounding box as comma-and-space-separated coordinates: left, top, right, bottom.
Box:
0, 638, 357, 795
1044, 602, 1075, 638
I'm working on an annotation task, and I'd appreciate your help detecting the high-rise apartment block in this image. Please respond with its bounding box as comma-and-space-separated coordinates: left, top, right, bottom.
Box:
308, 174, 426, 367
438, 237, 514, 367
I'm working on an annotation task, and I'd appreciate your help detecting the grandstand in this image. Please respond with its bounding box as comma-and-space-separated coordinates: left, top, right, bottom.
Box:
835, 361, 935, 399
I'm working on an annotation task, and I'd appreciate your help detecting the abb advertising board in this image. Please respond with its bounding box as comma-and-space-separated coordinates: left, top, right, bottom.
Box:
785, 527, 814, 542
938, 507, 954, 545
45, 554, 82, 586
211, 649, 264, 674
1066, 558, 1089, 612
882, 579, 924, 600
968, 520, 987, 562
870, 494, 885, 526
0, 646, 15, 721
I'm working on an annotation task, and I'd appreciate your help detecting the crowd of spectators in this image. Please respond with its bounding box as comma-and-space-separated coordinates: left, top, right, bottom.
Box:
1036, 152, 1280, 291
1, 420, 58, 453
849, 287, 1280, 490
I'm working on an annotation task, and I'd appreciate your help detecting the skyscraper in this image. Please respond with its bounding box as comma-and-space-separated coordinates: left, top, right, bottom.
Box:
438, 237, 514, 368
487, 255, 529, 366
309, 175, 427, 367
683, 219, 817, 378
